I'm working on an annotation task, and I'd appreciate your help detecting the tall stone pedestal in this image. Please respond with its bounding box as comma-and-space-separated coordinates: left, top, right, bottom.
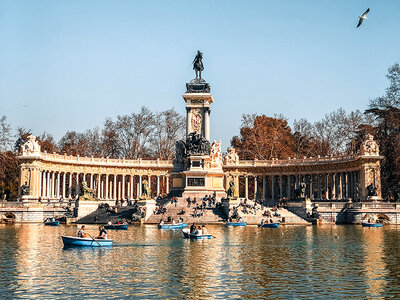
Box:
182, 154, 226, 200
172, 76, 226, 200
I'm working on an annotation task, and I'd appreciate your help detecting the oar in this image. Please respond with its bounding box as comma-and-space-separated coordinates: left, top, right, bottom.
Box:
87, 233, 102, 247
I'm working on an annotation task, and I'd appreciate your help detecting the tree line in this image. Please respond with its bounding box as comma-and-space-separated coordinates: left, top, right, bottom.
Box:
1, 63, 399, 200
0, 107, 185, 200
232, 63, 400, 198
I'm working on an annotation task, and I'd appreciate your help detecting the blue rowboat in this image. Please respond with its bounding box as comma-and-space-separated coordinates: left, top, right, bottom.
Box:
104, 224, 128, 230
259, 222, 279, 228
182, 229, 212, 240
158, 223, 188, 230
362, 222, 383, 227
61, 236, 113, 247
226, 222, 247, 226
44, 221, 60, 226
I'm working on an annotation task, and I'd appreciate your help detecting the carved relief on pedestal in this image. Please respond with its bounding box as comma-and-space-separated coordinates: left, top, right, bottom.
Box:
224, 147, 239, 165
210, 140, 223, 168
360, 134, 379, 156
191, 109, 202, 133
21, 135, 41, 156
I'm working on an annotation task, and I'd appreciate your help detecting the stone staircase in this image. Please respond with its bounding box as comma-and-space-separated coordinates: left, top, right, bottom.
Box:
146, 197, 226, 224
145, 197, 310, 225
233, 199, 310, 225
77, 206, 138, 224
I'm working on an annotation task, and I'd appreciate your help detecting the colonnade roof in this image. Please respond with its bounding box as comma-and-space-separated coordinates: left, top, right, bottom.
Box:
19, 151, 382, 175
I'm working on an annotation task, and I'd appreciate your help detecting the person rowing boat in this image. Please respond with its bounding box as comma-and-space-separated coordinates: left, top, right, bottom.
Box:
77, 225, 87, 238
96, 225, 108, 239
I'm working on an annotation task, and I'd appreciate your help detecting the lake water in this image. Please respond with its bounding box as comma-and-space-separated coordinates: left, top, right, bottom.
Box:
1, 224, 400, 299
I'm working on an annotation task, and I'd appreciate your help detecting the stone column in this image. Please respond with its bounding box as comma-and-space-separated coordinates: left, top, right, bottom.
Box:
40, 171, 44, 197
331, 173, 336, 200
287, 175, 291, 199
245, 175, 248, 199
83, 173, 86, 183
113, 175, 117, 200
62, 172, 66, 199
90, 174, 93, 189
204, 107, 210, 141
157, 176, 160, 196
279, 175, 283, 199
263, 176, 267, 200
46, 171, 49, 197
75, 173, 79, 198
130, 175, 134, 198
56, 172, 60, 199
118, 181, 121, 200
69, 173, 72, 198
166, 175, 170, 194
295, 175, 299, 189
347, 172, 351, 199
122, 175, 125, 200
254, 176, 258, 200
97, 174, 101, 199
51, 172, 55, 199
105, 174, 109, 199
324, 174, 329, 200
342, 173, 346, 199
139, 175, 143, 196
317, 174, 321, 200
271, 176, 275, 201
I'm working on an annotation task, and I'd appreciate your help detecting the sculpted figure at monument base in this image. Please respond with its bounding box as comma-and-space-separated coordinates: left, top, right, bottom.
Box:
139, 180, 152, 200
78, 182, 95, 201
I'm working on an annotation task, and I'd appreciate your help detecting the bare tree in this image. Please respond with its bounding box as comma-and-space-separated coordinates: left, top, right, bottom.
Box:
0, 116, 12, 152
150, 109, 185, 159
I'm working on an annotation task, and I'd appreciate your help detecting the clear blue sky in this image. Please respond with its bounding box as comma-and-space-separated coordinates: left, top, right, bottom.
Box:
1, 0, 399, 149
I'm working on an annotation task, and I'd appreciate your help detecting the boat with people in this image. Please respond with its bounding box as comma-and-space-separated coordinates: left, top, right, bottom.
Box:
104, 223, 129, 230
44, 218, 60, 226
259, 222, 279, 228
61, 236, 113, 247
361, 222, 383, 227
225, 222, 247, 226
182, 228, 212, 240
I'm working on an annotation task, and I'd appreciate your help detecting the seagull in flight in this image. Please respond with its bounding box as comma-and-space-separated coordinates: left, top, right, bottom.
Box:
356, 8, 370, 28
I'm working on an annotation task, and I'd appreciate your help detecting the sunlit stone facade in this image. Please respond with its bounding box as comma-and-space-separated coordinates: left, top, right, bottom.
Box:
18, 136, 382, 202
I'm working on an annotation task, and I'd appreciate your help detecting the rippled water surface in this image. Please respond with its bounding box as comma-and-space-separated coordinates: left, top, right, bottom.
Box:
2, 224, 400, 299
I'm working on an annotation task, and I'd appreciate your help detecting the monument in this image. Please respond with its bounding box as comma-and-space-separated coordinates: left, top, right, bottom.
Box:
171, 51, 226, 200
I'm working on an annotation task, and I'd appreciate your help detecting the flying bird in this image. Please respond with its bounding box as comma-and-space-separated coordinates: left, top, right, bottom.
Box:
356, 8, 370, 28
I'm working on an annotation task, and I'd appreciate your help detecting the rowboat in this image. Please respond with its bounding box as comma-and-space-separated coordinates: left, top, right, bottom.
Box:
225, 222, 247, 226
104, 224, 128, 230
44, 221, 60, 226
182, 229, 212, 240
158, 223, 188, 229
361, 222, 383, 227
259, 222, 279, 228
61, 236, 113, 247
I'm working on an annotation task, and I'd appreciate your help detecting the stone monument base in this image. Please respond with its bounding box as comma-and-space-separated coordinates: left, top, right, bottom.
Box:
137, 198, 156, 221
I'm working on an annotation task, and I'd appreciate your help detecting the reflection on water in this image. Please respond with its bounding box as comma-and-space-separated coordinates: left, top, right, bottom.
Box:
2, 224, 400, 298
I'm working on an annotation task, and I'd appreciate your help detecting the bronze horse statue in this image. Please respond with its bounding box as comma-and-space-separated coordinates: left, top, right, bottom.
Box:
192, 50, 204, 80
